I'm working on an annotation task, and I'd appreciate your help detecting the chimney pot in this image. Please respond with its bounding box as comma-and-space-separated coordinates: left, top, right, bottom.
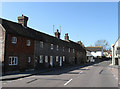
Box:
65, 33, 69, 41
18, 14, 28, 27
55, 29, 60, 39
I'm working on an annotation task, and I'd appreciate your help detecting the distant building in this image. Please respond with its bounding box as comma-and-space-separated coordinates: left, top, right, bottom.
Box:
112, 37, 120, 66
0, 15, 86, 74
86, 46, 104, 58
86, 50, 94, 62
103, 49, 112, 58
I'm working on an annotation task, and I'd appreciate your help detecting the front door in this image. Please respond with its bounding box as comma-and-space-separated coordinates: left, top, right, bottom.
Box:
115, 58, 119, 65
60, 57, 62, 67
50, 56, 53, 67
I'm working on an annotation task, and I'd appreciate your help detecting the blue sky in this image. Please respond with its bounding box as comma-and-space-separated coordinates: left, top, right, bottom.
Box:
1, 2, 118, 47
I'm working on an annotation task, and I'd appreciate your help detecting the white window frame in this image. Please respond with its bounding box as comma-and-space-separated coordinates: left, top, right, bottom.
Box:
40, 41, 43, 48
27, 40, 31, 46
68, 48, 70, 52
63, 56, 65, 62
50, 56, 53, 66
9, 56, 18, 66
28, 57, 31, 63
12, 37, 17, 44
57, 45, 59, 51
51, 44, 53, 50
45, 56, 48, 63
56, 56, 59, 62
40, 55, 43, 63
73, 49, 75, 53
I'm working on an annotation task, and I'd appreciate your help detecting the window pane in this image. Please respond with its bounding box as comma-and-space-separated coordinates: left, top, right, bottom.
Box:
12, 37, 17, 44
51, 44, 53, 50
27, 40, 30, 46
9, 57, 12, 65
56, 56, 59, 62
40, 55, 43, 63
45, 56, 48, 63
28, 57, 31, 63
40, 41, 43, 48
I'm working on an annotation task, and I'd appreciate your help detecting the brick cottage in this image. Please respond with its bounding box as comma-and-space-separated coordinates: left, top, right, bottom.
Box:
0, 15, 86, 74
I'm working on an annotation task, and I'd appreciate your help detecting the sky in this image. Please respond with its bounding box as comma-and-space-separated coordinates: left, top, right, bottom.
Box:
1, 2, 118, 47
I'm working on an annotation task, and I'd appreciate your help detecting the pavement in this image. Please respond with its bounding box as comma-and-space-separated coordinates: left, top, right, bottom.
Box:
109, 64, 119, 80
0, 68, 53, 81
108, 63, 120, 89
0, 62, 95, 81
2, 60, 118, 87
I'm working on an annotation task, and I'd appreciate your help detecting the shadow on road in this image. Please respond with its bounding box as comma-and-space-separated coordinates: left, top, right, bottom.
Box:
35, 59, 110, 76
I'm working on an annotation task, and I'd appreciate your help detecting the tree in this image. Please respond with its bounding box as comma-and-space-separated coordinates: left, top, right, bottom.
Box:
95, 40, 109, 50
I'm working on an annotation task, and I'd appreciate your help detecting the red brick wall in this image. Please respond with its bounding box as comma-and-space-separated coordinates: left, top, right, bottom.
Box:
5, 33, 34, 72
7, 34, 34, 54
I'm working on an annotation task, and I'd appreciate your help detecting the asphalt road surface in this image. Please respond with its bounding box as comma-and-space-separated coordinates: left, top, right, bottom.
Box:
2, 60, 118, 87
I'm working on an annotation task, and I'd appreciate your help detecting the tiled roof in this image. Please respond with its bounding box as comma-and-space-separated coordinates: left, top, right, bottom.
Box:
86, 46, 103, 52
0, 18, 85, 51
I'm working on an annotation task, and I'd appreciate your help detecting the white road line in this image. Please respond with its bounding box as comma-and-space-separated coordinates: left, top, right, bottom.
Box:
116, 77, 118, 80
2, 83, 6, 84
89, 66, 93, 68
18, 78, 22, 81
64, 79, 73, 86
79, 71, 83, 74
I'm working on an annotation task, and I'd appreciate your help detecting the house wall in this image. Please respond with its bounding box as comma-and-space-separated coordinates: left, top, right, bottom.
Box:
5, 33, 34, 72
0, 24, 5, 63
112, 38, 120, 66
0, 25, 6, 74
91, 51, 102, 58
34, 40, 76, 69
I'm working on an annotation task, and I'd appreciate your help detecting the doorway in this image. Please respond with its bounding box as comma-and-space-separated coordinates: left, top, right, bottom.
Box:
60, 57, 62, 67
50, 56, 53, 67
115, 58, 119, 65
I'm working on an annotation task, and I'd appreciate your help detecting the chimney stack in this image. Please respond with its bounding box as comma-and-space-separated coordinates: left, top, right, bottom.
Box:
65, 33, 69, 41
54, 29, 60, 39
18, 14, 28, 27
77, 41, 84, 47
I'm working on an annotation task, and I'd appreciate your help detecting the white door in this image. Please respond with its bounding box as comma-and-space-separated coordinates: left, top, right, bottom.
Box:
60, 57, 62, 66
50, 56, 53, 67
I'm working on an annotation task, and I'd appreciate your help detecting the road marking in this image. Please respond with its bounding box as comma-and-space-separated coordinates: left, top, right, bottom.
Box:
7, 81, 12, 83
79, 71, 83, 74
27, 79, 37, 84
116, 77, 118, 80
64, 79, 72, 86
99, 69, 103, 74
18, 78, 22, 80
2, 83, 6, 84
89, 66, 93, 68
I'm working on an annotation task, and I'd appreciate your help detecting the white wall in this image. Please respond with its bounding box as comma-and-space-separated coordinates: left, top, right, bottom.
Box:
112, 38, 120, 66
0, 24, 5, 63
91, 51, 102, 58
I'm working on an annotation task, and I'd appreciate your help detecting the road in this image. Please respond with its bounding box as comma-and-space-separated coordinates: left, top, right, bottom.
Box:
2, 60, 118, 87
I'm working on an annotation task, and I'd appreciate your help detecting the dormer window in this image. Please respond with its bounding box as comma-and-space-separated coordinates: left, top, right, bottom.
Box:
51, 44, 53, 50
27, 40, 31, 46
12, 37, 17, 44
